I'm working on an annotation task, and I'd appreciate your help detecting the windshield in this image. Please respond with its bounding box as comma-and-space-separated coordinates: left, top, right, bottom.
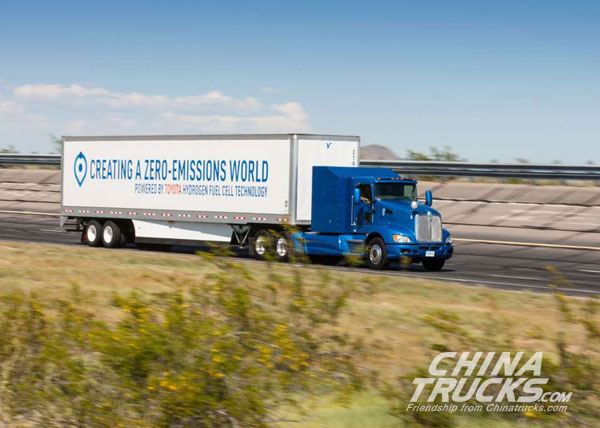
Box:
374, 183, 417, 201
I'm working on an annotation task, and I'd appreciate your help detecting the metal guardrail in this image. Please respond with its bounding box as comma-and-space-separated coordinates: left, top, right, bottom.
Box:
1, 154, 599, 180
361, 160, 600, 181
0, 154, 61, 167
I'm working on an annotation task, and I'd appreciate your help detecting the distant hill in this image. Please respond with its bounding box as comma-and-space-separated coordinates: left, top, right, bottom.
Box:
360, 144, 400, 160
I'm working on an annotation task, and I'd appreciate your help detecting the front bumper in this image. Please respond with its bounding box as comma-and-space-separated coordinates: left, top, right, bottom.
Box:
386, 242, 453, 261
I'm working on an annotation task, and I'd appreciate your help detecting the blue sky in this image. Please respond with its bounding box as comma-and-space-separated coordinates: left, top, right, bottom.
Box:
0, 0, 598, 162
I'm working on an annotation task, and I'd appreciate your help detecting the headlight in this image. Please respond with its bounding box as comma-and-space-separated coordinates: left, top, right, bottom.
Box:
445, 236, 453, 244
393, 234, 412, 243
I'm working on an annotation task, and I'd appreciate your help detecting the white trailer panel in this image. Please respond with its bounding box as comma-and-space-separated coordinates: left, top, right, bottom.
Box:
133, 220, 232, 242
61, 134, 360, 226
63, 137, 291, 215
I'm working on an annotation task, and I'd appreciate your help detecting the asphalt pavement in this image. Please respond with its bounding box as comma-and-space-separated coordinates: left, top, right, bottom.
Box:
1, 212, 598, 297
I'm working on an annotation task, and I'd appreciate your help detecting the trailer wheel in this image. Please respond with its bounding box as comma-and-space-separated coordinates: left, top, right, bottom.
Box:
102, 221, 124, 248
84, 220, 103, 247
274, 232, 292, 262
249, 229, 273, 260
422, 258, 445, 271
365, 237, 389, 270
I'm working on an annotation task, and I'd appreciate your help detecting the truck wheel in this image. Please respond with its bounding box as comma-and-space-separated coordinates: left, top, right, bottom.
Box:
274, 232, 293, 262
102, 221, 124, 248
422, 258, 445, 271
365, 237, 388, 270
84, 220, 103, 247
249, 229, 273, 260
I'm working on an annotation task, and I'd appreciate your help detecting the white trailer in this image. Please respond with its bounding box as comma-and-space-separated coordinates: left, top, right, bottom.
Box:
61, 134, 359, 255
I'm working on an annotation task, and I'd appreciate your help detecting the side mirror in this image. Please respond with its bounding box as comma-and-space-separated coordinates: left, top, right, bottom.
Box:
354, 188, 361, 204
425, 190, 433, 206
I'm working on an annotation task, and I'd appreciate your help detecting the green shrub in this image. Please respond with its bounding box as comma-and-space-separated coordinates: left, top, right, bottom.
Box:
0, 258, 367, 427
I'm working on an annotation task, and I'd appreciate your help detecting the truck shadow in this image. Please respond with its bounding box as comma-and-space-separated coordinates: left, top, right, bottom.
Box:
128, 243, 456, 274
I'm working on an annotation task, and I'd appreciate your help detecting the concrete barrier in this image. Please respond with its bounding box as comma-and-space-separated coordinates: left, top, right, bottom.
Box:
419, 181, 600, 206
0, 170, 61, 214
418, 181, 600, 233
0, 170, 599, 232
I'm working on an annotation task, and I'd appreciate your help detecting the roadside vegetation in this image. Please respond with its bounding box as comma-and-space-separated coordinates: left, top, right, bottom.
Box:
406, 146, 465, 162
0, 241, 598, 427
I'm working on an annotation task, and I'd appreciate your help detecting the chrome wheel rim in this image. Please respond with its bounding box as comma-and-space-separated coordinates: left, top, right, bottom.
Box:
255, 236, 267, 255
103, 225, 114, 244
276, 237, 287, 257
369, 244, 382, 265
87, 224, 97, 242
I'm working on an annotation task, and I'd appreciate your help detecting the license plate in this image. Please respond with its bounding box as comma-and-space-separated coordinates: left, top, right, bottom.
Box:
425, 251, 435, 258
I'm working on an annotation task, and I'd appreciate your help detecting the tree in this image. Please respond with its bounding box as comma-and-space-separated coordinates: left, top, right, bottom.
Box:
406, 146, 464, 161
49, 134, 62, 154
0, 144, 17, 153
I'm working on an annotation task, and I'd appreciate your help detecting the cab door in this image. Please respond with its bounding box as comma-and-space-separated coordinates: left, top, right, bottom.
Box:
354, 183, 374, 227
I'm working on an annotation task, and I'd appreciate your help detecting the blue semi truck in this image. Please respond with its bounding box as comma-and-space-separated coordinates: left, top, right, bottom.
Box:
266, 166, 453, 271
296, 166, 452, 270
61, 134, 452, 270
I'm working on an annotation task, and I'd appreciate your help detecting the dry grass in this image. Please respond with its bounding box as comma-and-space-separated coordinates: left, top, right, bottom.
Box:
0, 240, 590, 378
1, 240, 596, 426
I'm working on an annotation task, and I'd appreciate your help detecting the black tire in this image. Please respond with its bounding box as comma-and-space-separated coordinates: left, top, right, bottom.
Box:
120, 220, 135, 245
365, 237, 389, 270
273, 231, 292, 262
102, 221, 125, 248
422, 258, 445, 271
84, 220, 103, 247
249, 229, 273, 260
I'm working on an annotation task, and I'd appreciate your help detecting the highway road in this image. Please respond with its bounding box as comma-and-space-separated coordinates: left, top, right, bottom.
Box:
0, 212, 598, 297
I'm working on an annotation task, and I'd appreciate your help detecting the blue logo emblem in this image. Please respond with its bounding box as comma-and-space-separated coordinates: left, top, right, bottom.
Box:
74, 151, 87, 186
326, 142, 332, 149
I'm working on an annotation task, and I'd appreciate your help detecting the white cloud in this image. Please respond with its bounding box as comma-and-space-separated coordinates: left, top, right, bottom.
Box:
3, 81, 310, 152
14, 84, 111, 100
63, 119, 89, 134
108, 115, 138, 128
13, 83, 265, 111
157, 102, 309, 134
0, 100, 25, 115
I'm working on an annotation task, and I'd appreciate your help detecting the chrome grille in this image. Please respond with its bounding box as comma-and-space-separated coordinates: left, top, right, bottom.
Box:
431, 215, 442, 242
416, 214, 430, 242
415, 214, 443, 242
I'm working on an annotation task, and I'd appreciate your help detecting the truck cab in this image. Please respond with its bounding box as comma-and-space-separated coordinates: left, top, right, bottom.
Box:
297, 167, 453, 270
